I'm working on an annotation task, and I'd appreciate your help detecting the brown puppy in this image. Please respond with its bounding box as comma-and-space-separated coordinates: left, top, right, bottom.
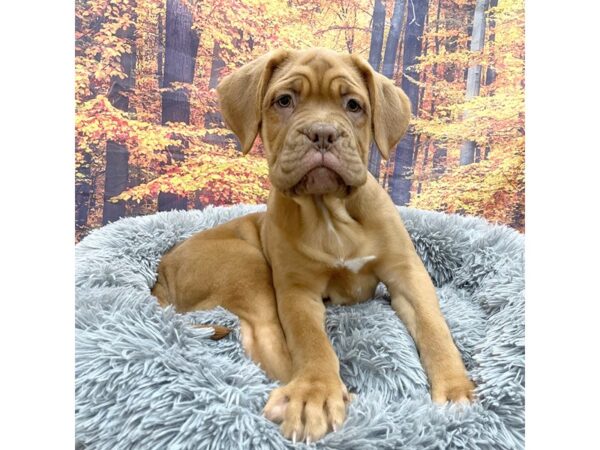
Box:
152, 48, 474, 443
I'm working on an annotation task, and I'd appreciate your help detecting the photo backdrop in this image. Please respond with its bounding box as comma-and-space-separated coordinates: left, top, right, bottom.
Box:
75, 0, 525, 241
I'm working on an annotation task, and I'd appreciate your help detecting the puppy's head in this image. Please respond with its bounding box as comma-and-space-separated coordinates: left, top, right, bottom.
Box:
217, 48, 411, 197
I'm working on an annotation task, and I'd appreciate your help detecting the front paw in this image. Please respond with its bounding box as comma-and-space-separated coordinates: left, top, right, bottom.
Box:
431, 374, 475, 404
263, 374, 351, 443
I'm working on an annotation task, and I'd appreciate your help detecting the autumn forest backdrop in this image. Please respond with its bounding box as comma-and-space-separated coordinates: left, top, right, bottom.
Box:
75, 0, 525, 241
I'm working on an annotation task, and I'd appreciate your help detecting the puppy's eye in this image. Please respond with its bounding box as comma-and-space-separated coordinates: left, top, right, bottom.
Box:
346, 99, 362, 113
275, 94, 293, 108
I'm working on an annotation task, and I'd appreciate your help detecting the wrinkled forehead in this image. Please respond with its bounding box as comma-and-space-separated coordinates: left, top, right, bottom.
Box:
268, 50, 367, 99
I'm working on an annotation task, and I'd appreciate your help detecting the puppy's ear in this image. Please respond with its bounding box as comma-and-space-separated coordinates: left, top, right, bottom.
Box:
217, 49, 289, 154
351, 55, 411, 160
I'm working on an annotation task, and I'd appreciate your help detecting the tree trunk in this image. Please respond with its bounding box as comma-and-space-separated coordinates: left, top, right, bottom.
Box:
459, 0, 490, 166
103, 142, 130, 224
484, 0, 499, 86
157, 0, 200, 212
367, 0, 405, 179
418, 0, 443, 194
381, 0, 405, 78
432, 147, 447, 177
157, 13, 164, 89
366, 0, 389, 178
412, 8, 431, 193
367, 0, 386, 72
512, 188, 525, 231
388, 0, 429, 205
482, 0, 498, 160
204, 41, 225, 129
431, 0, 452, 179
443, 8, 458, 83
102, 11, 136, 225
75, 151, 92, 231
194, 41, 228, 210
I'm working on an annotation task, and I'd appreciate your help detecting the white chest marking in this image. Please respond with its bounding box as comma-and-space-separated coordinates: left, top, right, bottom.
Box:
336, 255, 376, 273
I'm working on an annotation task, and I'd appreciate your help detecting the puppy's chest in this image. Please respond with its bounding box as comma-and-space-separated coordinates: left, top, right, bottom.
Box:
324, 256, 379, 305
303, 224, 380, 305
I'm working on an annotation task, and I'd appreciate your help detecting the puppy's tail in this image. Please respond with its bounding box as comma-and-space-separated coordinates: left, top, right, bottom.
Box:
192, 324, 232, 340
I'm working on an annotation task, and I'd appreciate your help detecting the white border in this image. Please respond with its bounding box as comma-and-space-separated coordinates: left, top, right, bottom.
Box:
1, 1, 74, 448
3, 0, 600, 448
527, 0, 600, 448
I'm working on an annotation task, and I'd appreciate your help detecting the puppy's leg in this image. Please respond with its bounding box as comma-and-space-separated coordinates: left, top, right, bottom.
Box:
378, 258, 474, 403
215, 249, 292, 383
240, 316, 292, 383
153, 228, 292, 383
263, 283, 350, 443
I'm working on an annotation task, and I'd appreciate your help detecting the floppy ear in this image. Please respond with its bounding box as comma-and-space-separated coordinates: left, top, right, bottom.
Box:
216, 49, 289, 155
351, 55, 411, 160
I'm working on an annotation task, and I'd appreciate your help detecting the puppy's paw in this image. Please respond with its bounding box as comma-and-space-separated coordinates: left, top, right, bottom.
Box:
263, 374, 351, 443
431, 374, 476, 404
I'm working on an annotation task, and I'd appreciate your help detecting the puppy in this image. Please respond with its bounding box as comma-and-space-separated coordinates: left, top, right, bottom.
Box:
152, 48, 474, 443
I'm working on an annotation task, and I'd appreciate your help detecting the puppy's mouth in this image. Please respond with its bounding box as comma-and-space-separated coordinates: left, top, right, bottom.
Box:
276, 143, 364, 197
291, 166, 349, 196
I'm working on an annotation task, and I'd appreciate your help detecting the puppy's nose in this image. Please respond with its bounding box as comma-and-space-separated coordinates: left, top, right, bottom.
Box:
307, 123, 339, 152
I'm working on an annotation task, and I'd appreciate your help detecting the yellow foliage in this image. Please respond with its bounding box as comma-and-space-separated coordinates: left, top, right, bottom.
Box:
75, 0, 525, 237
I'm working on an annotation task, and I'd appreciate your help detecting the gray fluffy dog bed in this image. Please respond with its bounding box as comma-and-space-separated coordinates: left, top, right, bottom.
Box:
75, 205, 524, 450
